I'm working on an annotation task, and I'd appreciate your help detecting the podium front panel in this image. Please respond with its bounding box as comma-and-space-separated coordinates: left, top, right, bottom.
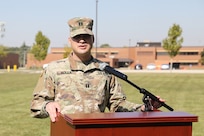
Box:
51, 112, 198, 136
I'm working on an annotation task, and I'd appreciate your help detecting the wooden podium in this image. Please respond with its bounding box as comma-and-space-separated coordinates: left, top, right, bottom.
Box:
51, 112, 198, 136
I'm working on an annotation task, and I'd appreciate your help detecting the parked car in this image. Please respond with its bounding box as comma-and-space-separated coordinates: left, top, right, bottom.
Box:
161, 64, 170, 70
135, 64, 143, 70
146, 63, 156, 70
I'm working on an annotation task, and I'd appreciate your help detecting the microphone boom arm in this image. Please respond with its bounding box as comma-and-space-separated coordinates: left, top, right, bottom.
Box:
99, 63, 173, 111
114, 71, 174, 111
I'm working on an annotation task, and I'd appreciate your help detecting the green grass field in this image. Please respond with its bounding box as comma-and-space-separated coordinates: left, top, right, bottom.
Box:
0, 70, 203, 136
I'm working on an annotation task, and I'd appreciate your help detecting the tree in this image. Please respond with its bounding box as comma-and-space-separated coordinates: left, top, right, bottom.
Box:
162, 24, 183, 70
100, 44, 111, 48
19, 42, 30, 67
199, 49, 204, 65
0, 45, 7, 58
63, 45, 72, 58
31, 31, 50, 61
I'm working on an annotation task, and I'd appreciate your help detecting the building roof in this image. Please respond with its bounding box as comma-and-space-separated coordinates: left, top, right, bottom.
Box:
118, 58, 133, 63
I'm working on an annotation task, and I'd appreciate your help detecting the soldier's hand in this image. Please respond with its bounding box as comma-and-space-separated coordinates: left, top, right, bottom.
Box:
141, 96, 165, 111
151, 96, 165, 110
45, 102, 61, 122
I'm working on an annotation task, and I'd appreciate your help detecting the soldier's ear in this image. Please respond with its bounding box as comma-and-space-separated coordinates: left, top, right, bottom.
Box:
92, 36, 94, 43
68, 37, 71, 44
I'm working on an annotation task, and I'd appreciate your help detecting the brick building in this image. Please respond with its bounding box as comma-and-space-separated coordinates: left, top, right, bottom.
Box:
26, 43, 204, 69
0, 53, 19, 69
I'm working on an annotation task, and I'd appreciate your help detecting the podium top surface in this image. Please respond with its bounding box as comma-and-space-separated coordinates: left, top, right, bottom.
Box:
63, 112, 198, 125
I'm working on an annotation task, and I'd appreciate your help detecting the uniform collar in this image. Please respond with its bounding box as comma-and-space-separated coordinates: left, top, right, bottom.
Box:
68, 52, 100, 71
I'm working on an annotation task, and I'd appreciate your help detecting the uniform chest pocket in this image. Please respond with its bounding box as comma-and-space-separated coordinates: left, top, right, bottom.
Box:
55, 71, 107, 101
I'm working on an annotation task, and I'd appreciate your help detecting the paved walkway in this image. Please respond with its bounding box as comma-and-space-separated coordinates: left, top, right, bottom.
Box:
1, 69, 204, 74
119, 69, 204, 74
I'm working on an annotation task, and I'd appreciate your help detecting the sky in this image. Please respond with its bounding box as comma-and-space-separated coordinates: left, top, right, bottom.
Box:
0, 0, 204, 48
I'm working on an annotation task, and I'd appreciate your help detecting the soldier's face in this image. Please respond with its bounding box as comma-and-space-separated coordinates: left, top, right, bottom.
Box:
69, 34, 94, 56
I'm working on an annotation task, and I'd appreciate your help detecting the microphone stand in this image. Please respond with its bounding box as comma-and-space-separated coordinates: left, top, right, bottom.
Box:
116, 74, 174, 111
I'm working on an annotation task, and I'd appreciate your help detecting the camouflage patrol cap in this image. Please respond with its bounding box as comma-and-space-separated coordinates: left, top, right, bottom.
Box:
68, 17, 94, 38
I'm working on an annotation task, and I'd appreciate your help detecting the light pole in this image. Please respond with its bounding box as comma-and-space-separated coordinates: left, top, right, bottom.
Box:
23, 50, 26, 67
0, 22, 6, 40
128, 39, 131, 67
95, 0, 98, 58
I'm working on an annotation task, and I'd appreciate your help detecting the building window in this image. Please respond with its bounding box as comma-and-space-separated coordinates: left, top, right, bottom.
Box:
157, 51, 199, 56
180, 62, 198, 66
156, 52, 168, 55
137, 51, 153, 55
179, 52, 199, 55
111, 52, 118, 55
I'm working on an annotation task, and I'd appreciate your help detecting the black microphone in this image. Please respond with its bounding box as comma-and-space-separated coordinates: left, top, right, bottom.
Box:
99, 63, 128, 80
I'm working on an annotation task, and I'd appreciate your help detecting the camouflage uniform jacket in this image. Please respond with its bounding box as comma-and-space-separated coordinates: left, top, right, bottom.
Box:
30, 54, 142, 118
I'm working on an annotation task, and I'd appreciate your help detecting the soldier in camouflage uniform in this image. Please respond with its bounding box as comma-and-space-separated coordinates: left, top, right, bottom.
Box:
30, 17, 163, 122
